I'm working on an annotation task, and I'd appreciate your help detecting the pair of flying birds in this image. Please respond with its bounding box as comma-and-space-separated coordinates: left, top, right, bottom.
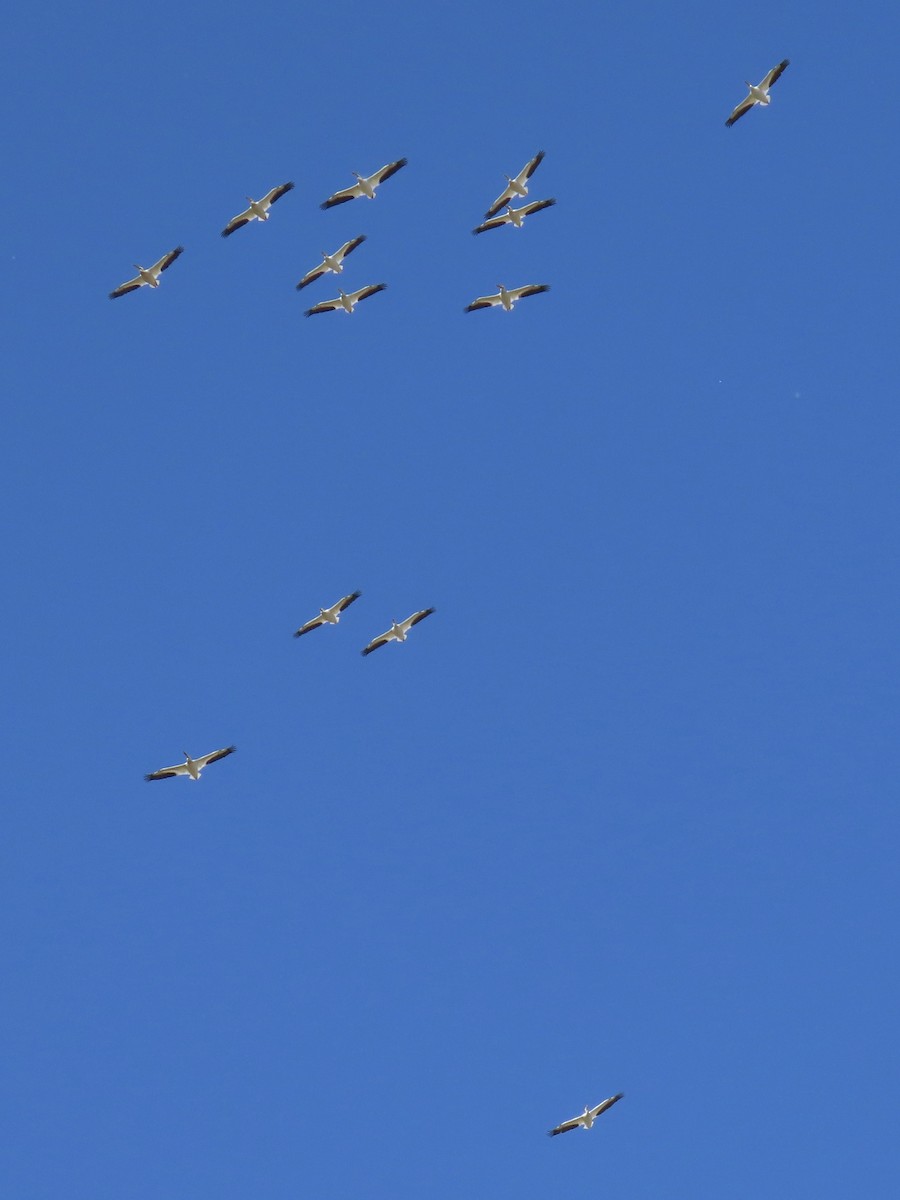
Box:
293, 590, 435, 657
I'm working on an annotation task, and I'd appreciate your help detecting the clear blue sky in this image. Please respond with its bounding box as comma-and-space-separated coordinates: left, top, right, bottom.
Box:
3, 2, 899, 1196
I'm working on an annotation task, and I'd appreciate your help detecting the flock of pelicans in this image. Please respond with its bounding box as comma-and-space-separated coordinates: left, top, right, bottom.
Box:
108, 151, 557, 314
137, 56, 791, 1147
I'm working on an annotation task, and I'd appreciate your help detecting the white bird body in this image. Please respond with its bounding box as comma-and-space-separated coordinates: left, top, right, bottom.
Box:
305, 284, 386, 317
465, 283, 550, 313
144, 745, 236, 782
361, 608, 435, 656
484, 151, 545, 219
221, 182, 295, 236
473, 198, 556, 235
321, 159, 408, 209
548, 1094, 624, 1137
726, 60, 790, 126
109, 247, 184, 299
294, 590, 362, 637
296, 236, 367, 291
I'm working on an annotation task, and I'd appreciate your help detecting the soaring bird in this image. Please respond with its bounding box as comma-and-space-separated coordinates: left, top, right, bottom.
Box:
464, 283, 550, 313
305, 284, 386, 317
108, 247, 184, 299
296, 236, 367, 290
473, 198, 556, 235
221, 182, 295, 236
144, 746, 236, 782
321, 159, 408, 209
548, 1094, 624, 1137
484, 151, 545, 220
726, 60, 790, 126
293, 591, 362, 637
361, 609, 435, 656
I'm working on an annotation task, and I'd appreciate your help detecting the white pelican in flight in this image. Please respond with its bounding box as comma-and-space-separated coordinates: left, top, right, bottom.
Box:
295, 236, 367, 291
361, 608, 435, 656
726, 59, 790, 126
221, 182, 295, 237
108, 247, 184, 299
473, 198, 556, 235
293, 590, 362, 638
548, 1094, 624, 1137
464, 283, 549, 313
144, 745, 236, 782
305, 283, 386, 317
484, 150, 545, 220
320, 159, 408, 209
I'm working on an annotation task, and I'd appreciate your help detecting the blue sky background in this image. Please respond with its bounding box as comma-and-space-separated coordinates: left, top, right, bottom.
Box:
3, 2, 899, 1196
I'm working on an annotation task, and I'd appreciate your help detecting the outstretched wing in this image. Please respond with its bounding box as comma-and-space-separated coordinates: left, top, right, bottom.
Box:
144, 762, 188, 781
155, 246, 184, 273
296, 263, 327, 290
350, 283, 387, 305
305, 297, 344, 316
221, 208, 253, 237
725, 94, 755, 127
293, 615, 325, 637
511, 284, 550, 302
400, 607, 435, 633
484, 183, 515, 220
762, 59, 790, 90
196, 745, 237, 769
372, 158, 407, 185
472, 214, 510, 235
335, 234, 366, 263
337, 590, 362, 612
361, 632, 391, 656
321, 183, 362, 210
591, 1093, 624, 1118
518, 149, 545, 183
465, 294, 500, 312
109, 275, 143, 299
263, 181, 295, 207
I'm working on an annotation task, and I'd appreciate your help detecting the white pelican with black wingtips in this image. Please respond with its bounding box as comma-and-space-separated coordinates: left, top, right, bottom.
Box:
321, 159, 407, 209
473, 198, 556, 235
548, 1094, 624, 1137
484, 150, 545, 220
296, 236, 367, 291
726, 60, 790, 126
221, 182, 295, 237
109, 247, 184, 299
293, 591, 362, 637
144, 745, 236, 782
361, 608, 435, 656
465, 283, 549, 313
305, 284, 386, 317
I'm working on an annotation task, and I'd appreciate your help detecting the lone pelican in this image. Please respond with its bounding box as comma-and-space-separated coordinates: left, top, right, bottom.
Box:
144, 746, 236, 782
464, 283, 550, 313
548, 1094, 624, 1137
484, 150, 545, 219
321, 159, 408, 209
305, 284, 386, 316
108, 247, 184, 299
293, 591, 362, 637
473, 198, 556, 235
296, 236, 367, 291
361, 609, 435, 656
726, 60, 790, 126
221, 182, 295, 236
